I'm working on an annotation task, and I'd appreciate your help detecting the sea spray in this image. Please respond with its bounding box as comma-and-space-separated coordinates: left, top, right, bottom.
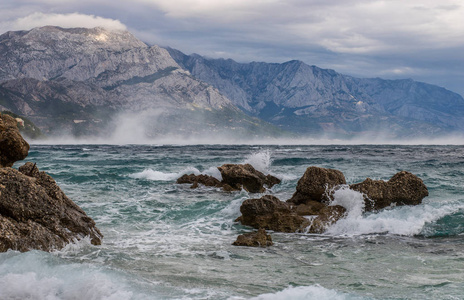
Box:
243, 149, 273, 173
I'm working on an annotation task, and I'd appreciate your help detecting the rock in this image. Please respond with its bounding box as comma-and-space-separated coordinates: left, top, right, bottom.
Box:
0, 162, 103, 252
307, 205, 347, 234
350, 171, 429, 211
218, 164, 281, 193
294, 201, 326, 216
0, 114, 29, 167
237, 195, 310, 233
288, 166, 346, 205
176, 173, 222, 189
232, 228, 273, 247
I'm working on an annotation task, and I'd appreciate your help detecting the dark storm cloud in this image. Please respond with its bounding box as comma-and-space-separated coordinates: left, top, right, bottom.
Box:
1, 0, 463, 96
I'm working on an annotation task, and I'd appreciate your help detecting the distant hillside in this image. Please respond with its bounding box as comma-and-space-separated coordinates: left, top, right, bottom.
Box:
0, 26, 282, 139
168, 48, 464, 138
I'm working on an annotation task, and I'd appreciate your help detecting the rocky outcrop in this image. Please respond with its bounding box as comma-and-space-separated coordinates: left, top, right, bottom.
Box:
218, 164, 281, 193
177, 164, 281, 193
236, 195, 310, 233
0, 114, 29, 167
350, 171, 429, 211
288, 166, 346, 205
235, 167, 428, 235
232, 228, 273, 247
0, 162, 103, 252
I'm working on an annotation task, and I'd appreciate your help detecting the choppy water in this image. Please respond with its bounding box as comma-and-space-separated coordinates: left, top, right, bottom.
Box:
2, 144, 464, 300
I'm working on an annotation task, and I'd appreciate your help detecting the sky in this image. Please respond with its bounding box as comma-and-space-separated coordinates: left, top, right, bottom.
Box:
1, 0, 463, 96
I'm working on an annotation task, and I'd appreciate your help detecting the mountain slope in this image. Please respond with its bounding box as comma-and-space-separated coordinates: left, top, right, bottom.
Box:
168, 48, 464, 137
0, 26, 281, 139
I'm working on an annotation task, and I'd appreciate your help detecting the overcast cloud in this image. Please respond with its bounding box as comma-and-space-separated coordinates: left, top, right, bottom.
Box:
1, 0, 463, 96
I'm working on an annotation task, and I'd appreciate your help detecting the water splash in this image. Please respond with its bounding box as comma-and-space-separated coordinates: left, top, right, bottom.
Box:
243, 149, 272, 173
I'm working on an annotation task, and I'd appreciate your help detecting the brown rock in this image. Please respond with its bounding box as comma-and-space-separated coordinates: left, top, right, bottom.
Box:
307, 205, 347, 234
218, 164, 281, 193
288, 166, 346, 205
0, 162, 103, 252
232, 228, 273, 247
237, 195, 310, 233
350, 171, 429, 211
0, 114, 29, 167
295, 201, 326, 216
176, 173, 222, 188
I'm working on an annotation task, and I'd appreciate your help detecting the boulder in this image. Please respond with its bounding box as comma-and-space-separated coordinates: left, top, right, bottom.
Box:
176, 173, 222, 189
0, 114, 29, 167
218, 164, 281, 193
232, 228, 273, 247
237, 195, 310, 233
288, 166, 346, 205
307, 205, 347, 234
0, 162, 103, 252
350, 171, 429, 211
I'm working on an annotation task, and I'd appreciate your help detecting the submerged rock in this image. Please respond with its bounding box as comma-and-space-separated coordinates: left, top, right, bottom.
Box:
0, 114, 29, 167
0, 162, 103, 252
288, 166, 346, 205
232, 228, 273, 247
350, 171, 429, 211
237, 195, 310, 233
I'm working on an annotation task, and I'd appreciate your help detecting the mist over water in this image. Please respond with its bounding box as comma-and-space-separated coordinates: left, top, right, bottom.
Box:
4, 144, 464, 299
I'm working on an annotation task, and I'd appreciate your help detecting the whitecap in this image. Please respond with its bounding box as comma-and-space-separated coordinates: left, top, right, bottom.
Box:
244, 284, 366, 300
243, 149, 273, 173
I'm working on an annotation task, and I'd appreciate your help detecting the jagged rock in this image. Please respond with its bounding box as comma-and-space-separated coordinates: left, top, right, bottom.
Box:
350, 171, 429, 211
176, 173, 222, 189
0, 114, 29, 167
237, 195, 310, 233
307, 205, 347, 234
0, 162, 103, 252
288, 166, 346, 205
232, 228, 273, 247
218, 164, 281, 193
294, 201, 326, 216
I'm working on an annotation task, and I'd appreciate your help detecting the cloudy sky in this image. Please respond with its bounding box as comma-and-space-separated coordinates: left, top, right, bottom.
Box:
1, 0, 463, 96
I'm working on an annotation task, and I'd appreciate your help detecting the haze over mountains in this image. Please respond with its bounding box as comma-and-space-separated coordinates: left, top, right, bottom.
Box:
1, 26, 463, 141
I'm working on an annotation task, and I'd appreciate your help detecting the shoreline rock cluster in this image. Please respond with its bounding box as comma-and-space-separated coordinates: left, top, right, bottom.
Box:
0, 114, 102, 252
177, 163, 429, 248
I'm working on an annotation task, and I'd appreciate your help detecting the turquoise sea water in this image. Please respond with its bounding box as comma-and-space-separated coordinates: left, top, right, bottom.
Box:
2, 144, 464, 299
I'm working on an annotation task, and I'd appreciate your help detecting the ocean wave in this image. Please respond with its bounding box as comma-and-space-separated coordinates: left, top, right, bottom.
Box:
129, 166, 222, 182
243, 149, 273, 173
325, 188, 464, 236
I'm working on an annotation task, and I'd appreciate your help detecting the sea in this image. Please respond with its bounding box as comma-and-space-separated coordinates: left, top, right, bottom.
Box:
2, 143, 464, 300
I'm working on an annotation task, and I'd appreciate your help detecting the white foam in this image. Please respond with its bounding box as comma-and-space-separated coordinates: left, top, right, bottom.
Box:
129, 166, 223, 182
326, 196, 464, 236
244, 284, 364, 300
129, 167, 200, 181
0, 251, 148, 300
243, 149, 273, 173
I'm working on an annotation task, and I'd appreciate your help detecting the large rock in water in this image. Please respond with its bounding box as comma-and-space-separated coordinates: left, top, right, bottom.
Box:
288, 166, 346, 205
218, 164, 281, 193
0, 114, 29, 167
350, 171, 429, 211
0, 162, 103, 252
237, 195, 310, 232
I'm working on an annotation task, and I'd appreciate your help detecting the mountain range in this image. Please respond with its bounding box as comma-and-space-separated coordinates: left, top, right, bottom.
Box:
1, 26, 463, 140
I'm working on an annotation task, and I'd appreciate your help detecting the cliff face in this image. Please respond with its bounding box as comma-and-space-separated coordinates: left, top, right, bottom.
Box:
0, 26, 278, 138
168, 48, 464, 137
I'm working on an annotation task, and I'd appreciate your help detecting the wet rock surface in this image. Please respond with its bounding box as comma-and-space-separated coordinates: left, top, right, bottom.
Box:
288, 166, 346, 205
177, 163, 281, 193
232, 228, 273, 247
0, 162, 103, 252
0, 114, 29, 167
350, 171, 429, 211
